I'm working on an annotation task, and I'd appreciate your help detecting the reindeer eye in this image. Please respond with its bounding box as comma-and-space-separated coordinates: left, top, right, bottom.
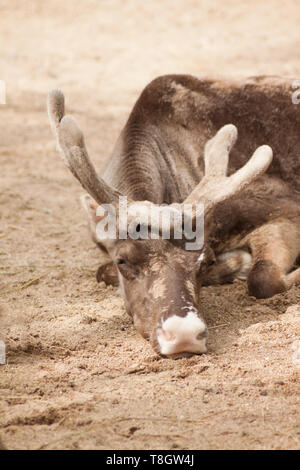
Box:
116, 258, 126, 265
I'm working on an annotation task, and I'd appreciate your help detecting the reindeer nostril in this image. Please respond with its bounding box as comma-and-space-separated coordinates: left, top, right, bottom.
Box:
161, 329, 176, 342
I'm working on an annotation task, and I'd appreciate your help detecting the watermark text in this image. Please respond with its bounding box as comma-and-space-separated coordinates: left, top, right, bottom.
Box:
95, 197, 204, 250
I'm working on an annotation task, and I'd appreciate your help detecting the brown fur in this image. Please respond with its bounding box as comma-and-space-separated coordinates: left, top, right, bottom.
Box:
247, 260, 286, 299
103, 75, 300, 301
96, 263, 119, 286
49, 75, 300, 355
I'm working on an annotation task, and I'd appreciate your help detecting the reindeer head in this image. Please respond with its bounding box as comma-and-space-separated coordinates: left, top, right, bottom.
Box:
47, 89, 272, 356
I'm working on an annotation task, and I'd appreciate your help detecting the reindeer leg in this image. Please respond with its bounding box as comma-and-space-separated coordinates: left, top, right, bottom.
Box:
246, 217, 300, 298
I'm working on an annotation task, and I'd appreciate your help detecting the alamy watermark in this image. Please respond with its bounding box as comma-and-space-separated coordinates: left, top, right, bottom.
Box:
96, 197, 204, 250
0, 341, 5, 365
0, 80, 5, 105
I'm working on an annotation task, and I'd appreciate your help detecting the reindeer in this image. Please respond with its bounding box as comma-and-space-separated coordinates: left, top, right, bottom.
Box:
47, 74, 300, 356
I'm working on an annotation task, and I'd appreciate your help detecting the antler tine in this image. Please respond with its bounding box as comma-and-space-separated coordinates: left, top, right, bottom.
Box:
204, 124, 237, 177
48, 89, 65, 130
47, 90, 123, 205
47, 89, 69, 166
183, 124, 273, 213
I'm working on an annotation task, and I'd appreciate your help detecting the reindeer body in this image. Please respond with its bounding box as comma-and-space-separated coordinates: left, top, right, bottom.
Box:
48, 74, 300, 356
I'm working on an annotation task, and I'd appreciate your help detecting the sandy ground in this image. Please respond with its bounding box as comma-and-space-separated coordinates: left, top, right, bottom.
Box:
0, 0, 300, 450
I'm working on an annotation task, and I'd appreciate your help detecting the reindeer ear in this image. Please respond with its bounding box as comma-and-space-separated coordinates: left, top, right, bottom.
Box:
81, 194, 102, 243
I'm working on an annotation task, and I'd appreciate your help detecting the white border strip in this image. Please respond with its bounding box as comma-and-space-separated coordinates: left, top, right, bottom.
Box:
0, 81, 6, 105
